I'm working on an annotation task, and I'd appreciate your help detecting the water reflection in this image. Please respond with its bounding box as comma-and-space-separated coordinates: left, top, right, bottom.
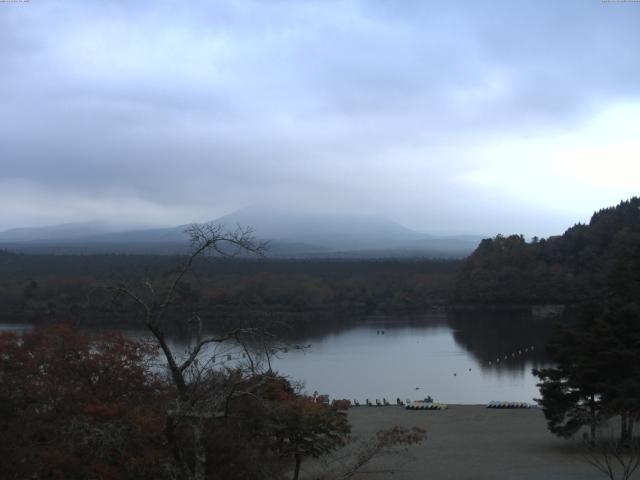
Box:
448, 310, 552, 372
0, 312, 558, 404
264, 312, 557, 404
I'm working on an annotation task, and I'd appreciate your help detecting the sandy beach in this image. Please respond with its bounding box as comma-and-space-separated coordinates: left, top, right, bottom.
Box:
333, 405, 629, 480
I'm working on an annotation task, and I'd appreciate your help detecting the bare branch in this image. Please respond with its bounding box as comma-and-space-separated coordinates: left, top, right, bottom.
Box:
111, 221, 267, 480
178, 329, 255, 373
583, 437, 640, 480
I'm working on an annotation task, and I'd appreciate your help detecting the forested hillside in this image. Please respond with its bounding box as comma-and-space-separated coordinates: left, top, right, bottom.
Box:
454, 197, 640, 305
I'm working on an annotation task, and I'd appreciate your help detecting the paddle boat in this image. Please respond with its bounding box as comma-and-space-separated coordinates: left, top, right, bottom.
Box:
406, 399, 448, 410
486, 400, 533, 409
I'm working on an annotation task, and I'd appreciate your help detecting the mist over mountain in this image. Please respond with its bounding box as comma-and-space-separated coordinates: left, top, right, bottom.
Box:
0, 221, 130, 243
0, 207, 484, 258
216, 207, 427, 250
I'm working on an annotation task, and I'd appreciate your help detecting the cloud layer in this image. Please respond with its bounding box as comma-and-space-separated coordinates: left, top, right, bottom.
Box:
1, 0, 639, 235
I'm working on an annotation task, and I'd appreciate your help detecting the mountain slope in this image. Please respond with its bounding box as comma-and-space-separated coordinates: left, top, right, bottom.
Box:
214, 207, 427, 251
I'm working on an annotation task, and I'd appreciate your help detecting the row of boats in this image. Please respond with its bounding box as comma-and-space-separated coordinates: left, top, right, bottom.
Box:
335, 398, 536, 409
350, 398, 404, 407
350, 398, 449, 409
406, 400, 448, 410
486, 401, 535, 409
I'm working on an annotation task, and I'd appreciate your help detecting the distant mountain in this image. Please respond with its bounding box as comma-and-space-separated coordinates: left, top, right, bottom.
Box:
0, 221, 127, 243
0, 208, 483, 258
214, 207, 427, 250
79, 226, 188, 244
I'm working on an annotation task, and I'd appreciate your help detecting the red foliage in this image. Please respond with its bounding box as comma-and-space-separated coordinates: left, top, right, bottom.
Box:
331, 399, 351, 410
0, 324, 170, 479
271, 395, 351, 457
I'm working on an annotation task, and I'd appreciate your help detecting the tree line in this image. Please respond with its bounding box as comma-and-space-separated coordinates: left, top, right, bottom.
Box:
454, 197, 640, 306
0, 252, 457, 327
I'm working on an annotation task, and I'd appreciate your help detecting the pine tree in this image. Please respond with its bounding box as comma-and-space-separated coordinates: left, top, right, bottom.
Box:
535, 235, 640, 443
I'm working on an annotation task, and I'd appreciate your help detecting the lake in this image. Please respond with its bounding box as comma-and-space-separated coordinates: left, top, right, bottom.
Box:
268, 312, 554, 405
0, 311, 556, 405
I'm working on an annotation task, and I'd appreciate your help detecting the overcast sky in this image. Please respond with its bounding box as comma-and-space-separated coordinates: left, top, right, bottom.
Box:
1, 0, 639, 236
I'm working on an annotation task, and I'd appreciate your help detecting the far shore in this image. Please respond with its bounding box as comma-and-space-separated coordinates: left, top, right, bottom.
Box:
303, 405, 623, 480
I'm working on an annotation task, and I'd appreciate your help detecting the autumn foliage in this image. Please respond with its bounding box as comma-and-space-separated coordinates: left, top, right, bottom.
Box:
0, 325, 170, 479
0, 326, 352, 479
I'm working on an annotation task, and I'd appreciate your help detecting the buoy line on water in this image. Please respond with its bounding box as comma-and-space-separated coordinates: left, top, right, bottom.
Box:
486, 345, 535, 366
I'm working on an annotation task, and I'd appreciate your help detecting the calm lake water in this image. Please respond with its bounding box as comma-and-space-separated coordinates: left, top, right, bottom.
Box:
268, 312, 554, 405
1, 311, 556, 405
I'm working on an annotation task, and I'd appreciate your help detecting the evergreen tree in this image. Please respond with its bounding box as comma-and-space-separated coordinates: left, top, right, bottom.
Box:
535, 234, 640, 443
534, 308, 605, 442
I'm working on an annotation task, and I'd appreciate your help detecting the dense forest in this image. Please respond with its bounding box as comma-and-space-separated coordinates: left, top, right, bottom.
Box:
0, 253, 457, 327
453, 197, 640, 306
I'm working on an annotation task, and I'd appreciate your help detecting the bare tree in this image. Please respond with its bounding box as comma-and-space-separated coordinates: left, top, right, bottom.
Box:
114, 222, 267, 480
583, 435, 640, 480
313, 426, 426, 480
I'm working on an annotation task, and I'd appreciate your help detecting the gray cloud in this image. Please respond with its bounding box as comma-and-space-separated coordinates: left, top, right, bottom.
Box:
1, 0, 639, 234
